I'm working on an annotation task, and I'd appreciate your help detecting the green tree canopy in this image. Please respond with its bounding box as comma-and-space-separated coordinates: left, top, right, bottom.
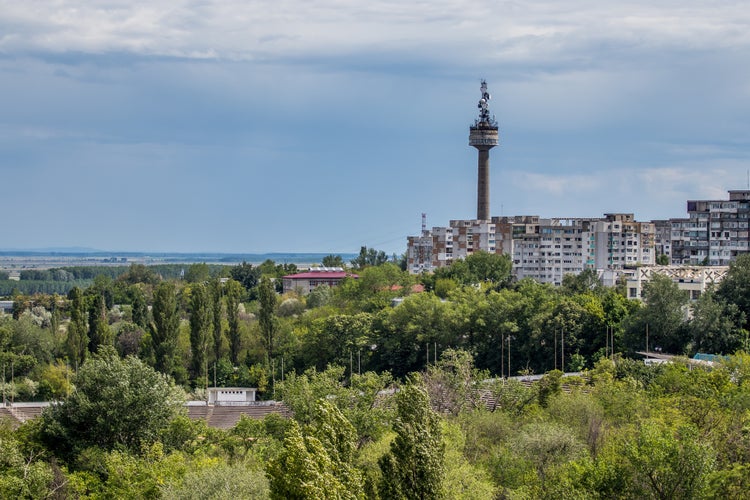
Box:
151, 281, 180, 376
379, 381, 445, 499
41, 346, 184, 456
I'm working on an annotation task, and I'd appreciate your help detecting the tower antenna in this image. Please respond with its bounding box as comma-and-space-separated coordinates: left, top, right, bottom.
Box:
469, 80, 499, 220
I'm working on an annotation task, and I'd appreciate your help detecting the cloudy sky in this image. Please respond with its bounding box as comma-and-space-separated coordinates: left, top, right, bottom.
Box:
2, 1, 749, 254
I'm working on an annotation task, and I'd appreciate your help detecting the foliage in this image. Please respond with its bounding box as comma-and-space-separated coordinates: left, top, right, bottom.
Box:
184, 263, 211, 283
278, 365, 393, 443
151, 281, 180, 376
162, 458, 270, 500
379, 381, 445, 499
322, 254, 345, 268
87, 292, 112, 353
66, 286, 88, 368
41, 346, 184, 455
306, 283, 333, 308
225, 280, 242, 365
689, 289, 747, 354
624, 274, 688, 354
229, 261, 261, 295
189, 282, 212, 384
432, 250, 512, 286
0, 422, 55, 499
423, 348, 487, 415
267, 402, 364, 500
257, 276, 278, 359
351, 246, 389, 269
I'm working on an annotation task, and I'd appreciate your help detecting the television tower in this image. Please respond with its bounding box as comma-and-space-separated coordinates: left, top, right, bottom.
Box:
469, 80, 499, 221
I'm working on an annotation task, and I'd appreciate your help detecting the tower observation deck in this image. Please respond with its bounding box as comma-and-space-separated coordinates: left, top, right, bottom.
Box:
469, 80, 499, 221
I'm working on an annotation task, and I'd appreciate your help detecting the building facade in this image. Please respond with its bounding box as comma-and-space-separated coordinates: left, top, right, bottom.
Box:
281, 268, 358, 294
407, 213, 656, 284
669, 190, 750, 266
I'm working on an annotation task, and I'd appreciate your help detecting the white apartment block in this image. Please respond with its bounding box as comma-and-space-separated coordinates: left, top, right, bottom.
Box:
407, 213, 655, 284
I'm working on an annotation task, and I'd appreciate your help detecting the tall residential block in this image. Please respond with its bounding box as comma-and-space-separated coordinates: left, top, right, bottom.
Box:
670, 190, 750, 265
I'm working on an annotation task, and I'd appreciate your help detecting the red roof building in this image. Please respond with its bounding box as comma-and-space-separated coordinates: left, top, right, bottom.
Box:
282, 268, 358, 295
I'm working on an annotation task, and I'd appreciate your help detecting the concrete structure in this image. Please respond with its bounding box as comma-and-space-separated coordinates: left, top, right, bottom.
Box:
282, 268, 358, 294
207, 387, 257, 405
1, 400, 291, 430
469, 80, 499, 221
625, 265, 728, 301
652, 219, 673, 262
668, 190, 750, 266
407, 219, 498, 274
408, 213, 655, 283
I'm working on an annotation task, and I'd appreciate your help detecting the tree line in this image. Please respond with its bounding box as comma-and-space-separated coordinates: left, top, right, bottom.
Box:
2, 251, 750, 497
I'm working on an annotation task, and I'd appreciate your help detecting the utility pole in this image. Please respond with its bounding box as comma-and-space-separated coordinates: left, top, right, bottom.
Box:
561, 330, 565, 373
554, 329, 557, 371
507, 336, 511, 378
501, 334, 504, 378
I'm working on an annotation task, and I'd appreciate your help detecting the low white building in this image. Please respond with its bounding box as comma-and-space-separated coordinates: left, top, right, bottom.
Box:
207, 387, 257, 405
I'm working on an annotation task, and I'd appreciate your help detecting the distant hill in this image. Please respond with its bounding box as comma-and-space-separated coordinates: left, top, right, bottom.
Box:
0, 250, 358, 265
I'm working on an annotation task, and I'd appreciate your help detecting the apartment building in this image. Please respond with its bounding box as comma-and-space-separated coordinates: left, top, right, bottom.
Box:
406, 219, 497, 273
670, 190, 750, 266
407, 213, 655, 284
492, 216, 588, 285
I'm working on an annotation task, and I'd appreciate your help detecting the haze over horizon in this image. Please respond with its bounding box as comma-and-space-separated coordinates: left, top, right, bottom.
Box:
2, 1, 749, 255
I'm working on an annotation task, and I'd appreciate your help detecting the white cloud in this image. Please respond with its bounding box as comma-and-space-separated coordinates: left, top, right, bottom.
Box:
1, 1, 748, 68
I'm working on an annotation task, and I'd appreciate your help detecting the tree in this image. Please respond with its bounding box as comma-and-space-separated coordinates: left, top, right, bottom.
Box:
268, 399, 364, 499
322, 254, 345, 268
87, 292, 112, 353
422, 349, 486, 416
184, 263, 210, 283
379, 381, 445, 499
257, 276, 278, 359
656, 254, 670, 265
432, 251, 511, 287
0, 423, 55, 499
306, 284, 333, 309
129, 285, 149, 329
624, 274, 689, 354
65, 286, 88, 369
689, 290, 747, 354
277, 365, 393, 444
151, 282, 180, 375
717, 253, 750, 330
302, 313, 374, 371
561, 269, 601, 295
463, 250, 512, 285
267, 419, 362, 500
616, 420, 715, 499
41, 346, 184, 455
230, 261, 261, 296
225, 279, 244, 365
210, 278, 225, 363
351, 246, 389, 269
189, 283, 212, 384
117, 263, 160, 286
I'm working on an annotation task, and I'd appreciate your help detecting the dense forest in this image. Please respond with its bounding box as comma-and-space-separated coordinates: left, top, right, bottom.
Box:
2, 250, 750, 498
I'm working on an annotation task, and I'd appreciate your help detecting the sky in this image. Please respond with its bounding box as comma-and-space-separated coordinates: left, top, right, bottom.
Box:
1, 1, 750, 255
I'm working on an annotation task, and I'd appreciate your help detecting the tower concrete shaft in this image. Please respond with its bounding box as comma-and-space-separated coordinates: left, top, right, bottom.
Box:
469, 80, 499, 221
